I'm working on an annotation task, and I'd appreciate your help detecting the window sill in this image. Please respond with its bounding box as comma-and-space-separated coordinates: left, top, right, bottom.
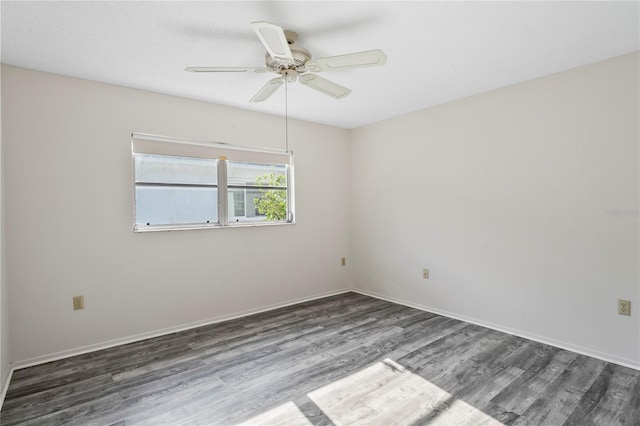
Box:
134, 221, 295, 233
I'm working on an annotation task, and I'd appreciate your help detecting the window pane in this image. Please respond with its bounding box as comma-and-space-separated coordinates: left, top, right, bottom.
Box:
134, 153, 218, 227
227, 162, 287, 187
227, 162, 288, 223
228, 188, 287, 223
135, 154, 216, 185
135, 186, 217, 225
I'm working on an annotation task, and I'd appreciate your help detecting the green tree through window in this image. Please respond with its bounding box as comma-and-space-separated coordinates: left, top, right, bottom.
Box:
255, 173, 287, 220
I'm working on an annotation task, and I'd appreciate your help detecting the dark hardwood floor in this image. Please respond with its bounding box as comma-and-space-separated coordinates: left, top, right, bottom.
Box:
1, 292, 639, 425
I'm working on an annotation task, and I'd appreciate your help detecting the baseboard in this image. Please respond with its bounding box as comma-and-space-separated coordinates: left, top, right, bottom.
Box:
352, 287, 640, 371
0, 366, 13, 410
10, 288, 351, 372
9, 286, 638, 379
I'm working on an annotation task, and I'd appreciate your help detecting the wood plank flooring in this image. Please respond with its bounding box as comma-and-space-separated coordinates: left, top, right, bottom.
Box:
1, 292, 639, 425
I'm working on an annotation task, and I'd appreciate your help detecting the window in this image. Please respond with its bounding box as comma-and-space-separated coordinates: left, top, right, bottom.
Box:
135, 154, 218, 226
132, 134, 294, 231
227, 161, 288, 223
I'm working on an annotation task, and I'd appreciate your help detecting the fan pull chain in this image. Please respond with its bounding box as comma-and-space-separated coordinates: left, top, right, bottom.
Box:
285, 77, 289, 153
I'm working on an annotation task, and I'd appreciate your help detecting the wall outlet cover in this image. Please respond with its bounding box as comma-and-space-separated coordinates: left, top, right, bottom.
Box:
618, 299, 631, 316
73, 295, 85, 311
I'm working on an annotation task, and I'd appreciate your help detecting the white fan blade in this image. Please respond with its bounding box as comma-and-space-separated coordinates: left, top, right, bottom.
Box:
299, 74, 351, 99
186, 67, 268, 73
250, 77, 284, 103
305, 49, 387, 72
251, 21, 294, 65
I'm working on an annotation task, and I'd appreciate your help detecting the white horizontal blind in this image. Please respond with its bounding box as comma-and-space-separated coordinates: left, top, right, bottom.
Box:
131, 133, 291, 165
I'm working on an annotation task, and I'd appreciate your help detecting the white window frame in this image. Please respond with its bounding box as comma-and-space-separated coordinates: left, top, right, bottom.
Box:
132, 133, 295, 232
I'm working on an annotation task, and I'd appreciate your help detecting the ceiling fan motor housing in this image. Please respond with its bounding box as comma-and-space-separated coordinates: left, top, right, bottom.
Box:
265, 46, 311, 73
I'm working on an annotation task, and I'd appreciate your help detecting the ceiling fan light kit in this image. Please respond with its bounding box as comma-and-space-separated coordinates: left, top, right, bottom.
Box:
186, 21, 387, 102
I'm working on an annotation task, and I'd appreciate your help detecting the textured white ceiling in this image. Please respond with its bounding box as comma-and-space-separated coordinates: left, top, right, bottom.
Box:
1, 1, 638, 129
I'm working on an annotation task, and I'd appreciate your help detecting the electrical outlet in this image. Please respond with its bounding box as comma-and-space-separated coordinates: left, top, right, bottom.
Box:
618, 299, 631, 316
423, 268, 429, 279
73, 295, 84, 311
341, 257, 346, 266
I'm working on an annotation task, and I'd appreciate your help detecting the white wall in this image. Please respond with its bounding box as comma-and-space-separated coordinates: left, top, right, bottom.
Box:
2, 65, 351, 364
3, 52, 639, 370
0, 62, 10, 397
350, 52, 640, 367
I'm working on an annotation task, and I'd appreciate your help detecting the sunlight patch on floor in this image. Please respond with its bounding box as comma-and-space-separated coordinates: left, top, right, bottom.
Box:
308, 358, 504, 426
240, 358, 504, 425
237, 400, 313, 426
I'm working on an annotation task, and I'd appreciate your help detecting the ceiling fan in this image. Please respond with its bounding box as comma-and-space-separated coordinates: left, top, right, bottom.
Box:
186, 21, 387, 102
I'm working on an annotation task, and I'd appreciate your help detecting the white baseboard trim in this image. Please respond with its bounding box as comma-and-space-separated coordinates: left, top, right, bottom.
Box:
7, 286, 639, 384
0, 367, 13, 410
352, 287, 640, 371
9, 289, 351, 372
